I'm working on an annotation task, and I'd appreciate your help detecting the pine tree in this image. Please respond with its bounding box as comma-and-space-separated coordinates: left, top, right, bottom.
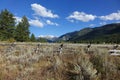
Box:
15, 22, 24, 41
30, 33, 36, 42
0, 9, 15, 41
21, 16, 30, 41
15, 16, 30, 42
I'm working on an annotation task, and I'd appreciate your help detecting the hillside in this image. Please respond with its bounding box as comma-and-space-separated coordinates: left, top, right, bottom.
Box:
58, 28, 93, 41
58, 23, 120, 43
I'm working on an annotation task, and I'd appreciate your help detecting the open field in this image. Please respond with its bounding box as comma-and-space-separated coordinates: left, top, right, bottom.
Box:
0, 43, 120, 80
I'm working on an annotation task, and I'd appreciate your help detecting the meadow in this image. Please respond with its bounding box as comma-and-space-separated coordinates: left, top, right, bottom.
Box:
0, 43, 120, 80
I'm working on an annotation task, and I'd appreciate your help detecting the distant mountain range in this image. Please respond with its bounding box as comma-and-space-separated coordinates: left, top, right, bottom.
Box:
37, 35, 58, 42
57, 23, 120, 43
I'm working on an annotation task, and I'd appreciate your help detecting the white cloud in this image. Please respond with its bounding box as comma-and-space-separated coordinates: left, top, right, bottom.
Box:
89, 24, 95, 27
67, 11, 96, 22
14, 16, 44, 27
38, 35, 57, 38
31, 3, 59, 18
99, 22, 107, 25
46, 20, 58, 26
99, 11, 120, 20
14, 16, 22, 24
29, 19, 44, 28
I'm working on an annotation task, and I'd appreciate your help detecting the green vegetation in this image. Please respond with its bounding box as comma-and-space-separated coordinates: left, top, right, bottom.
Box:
58, 23, 120, 43
0, 9, 36, 42
0, 9, 15, 41
15, 16, 30, 42
1, 9, 120, 44
37, 37, 48, 43
30, 33, 36, 42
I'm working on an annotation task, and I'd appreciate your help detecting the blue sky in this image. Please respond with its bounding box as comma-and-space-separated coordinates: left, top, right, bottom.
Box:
0, 0, 120, 37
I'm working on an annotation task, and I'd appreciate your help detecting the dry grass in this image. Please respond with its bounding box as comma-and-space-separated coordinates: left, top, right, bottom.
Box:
0, 43, 120, 80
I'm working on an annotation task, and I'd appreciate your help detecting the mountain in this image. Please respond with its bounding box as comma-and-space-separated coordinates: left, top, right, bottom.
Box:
57, 23, 120, 43
38, 35, 58, 42
57, 28, 93, 41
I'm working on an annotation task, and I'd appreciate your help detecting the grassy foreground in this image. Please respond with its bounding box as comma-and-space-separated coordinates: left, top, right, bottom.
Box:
0, 43, 120, 80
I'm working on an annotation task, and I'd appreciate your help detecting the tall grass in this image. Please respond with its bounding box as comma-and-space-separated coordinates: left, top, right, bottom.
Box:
0, 43, 119, 80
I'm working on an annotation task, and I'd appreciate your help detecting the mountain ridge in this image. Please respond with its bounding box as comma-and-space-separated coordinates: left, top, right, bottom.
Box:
57, 23, 120, 43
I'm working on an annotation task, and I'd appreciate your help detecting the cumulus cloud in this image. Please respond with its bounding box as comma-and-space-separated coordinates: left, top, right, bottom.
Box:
14, 16, 44, 27
67, 11, 96, 22
29, 19, 44, 28
99, 11, 120, 20
14, 16, 22, 23
46, 20, 58, 26
31, 3, 59, 18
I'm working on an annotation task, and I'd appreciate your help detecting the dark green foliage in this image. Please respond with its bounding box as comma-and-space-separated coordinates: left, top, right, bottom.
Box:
37, 37, 47, 43
58, 28, 93, 42
14, 16, 30, 42
75, 23, 120, 43
0, 9, 15, 41
30, 33, 36, 42
58, 23, 120, 43
0, 9, 32, 42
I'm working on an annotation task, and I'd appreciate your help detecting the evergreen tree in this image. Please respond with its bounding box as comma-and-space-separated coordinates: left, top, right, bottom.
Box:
0, 9, 15, 40
30, 33, 36, 42
21, 16, 30, 41
15, 16, 30, 42
15, 22, 24, 41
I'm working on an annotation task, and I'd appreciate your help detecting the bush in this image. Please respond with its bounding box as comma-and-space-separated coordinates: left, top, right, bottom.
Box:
7, 38, 16, 43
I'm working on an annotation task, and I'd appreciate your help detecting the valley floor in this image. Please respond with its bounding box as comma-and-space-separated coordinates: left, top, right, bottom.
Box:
0, 43, 120, 80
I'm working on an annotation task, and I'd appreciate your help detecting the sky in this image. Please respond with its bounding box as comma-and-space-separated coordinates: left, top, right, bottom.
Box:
0, 0, 120, 37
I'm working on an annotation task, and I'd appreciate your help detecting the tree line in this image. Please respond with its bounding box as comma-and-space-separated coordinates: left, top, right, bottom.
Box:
0, 9, 36, 42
